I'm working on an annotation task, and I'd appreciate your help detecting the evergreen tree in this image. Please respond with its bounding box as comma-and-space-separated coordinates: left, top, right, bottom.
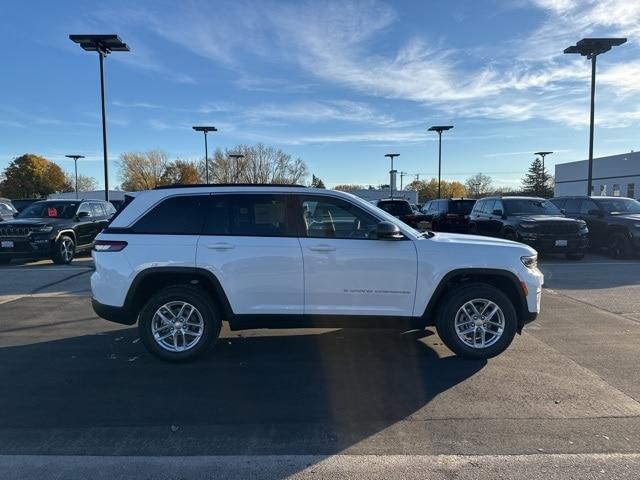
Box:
311, 174, 326, 188
521, 158, 553, 198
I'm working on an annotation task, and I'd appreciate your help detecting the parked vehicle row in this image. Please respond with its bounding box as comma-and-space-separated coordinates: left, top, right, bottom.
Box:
410, 195, 640, 260
0, 199, 116, 264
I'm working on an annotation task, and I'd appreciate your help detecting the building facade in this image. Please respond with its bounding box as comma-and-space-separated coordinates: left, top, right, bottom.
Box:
554, 151, 640, 199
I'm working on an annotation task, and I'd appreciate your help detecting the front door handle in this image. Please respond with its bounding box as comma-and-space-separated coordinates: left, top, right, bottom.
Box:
309, 245, 336, 252
207, 242, 234, 250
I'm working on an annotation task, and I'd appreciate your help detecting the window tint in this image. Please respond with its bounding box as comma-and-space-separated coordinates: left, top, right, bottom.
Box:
377, 200, 413, 216
76, 203, 92, 217
302, 196, 378, 239
564, 198, 581, 214
438, 200, 448, 213
579, 199, 598, 215
133, 195, 206, 235
493, 200, 503, 214
104, 203, 117, 216
449, 200, 475, 214
482, 199, 495, 214
90, 203, 105, 217
472, 200, 484, 214
203, 194, 290, 237
551, 198, 566, 210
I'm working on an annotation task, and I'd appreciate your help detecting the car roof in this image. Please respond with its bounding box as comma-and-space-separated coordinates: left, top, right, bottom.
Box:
378, 198, 409, 202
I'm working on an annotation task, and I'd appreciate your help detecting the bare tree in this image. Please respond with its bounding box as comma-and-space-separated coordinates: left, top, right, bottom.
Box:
464, 173, 494, 198
64, 172, 99, 192
119, 150, 170, 191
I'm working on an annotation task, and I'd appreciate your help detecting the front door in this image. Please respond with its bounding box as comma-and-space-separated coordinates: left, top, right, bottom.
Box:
296, 195, 418, 317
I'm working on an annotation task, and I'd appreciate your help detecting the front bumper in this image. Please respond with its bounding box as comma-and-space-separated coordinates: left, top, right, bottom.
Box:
0, 236, 55, 258
517, 232, 588, 253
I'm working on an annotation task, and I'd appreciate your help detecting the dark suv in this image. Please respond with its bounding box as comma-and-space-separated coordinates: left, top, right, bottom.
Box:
0, 199, 116, 265
469, 196, 589, 259
421, 198, 476, 233
375, 199, 431, 230
550, 196, 640, 258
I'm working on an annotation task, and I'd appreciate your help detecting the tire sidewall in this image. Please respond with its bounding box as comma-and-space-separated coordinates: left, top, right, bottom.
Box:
436, 283, 518, 359
138, 285, 221, 362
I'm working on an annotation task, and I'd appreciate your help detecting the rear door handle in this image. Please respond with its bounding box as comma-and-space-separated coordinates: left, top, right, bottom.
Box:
207, 242, 234, 250
309, 245, 336, 252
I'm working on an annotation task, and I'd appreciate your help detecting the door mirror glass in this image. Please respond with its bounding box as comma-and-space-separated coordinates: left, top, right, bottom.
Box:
492, 209, 503, 217
376, 221, 403, 240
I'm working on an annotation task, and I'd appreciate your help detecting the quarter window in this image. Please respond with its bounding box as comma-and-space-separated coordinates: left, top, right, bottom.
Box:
301, 196, 378, 239
133, 195, 206, 235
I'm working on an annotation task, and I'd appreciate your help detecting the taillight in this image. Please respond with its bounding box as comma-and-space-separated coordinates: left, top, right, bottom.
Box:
94, 240, 128, 252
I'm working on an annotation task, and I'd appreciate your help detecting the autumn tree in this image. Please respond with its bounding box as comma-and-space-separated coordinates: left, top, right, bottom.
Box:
0, 154, 71, 198
311, 175, 326, 188
160, 160, 202, 185
464, 173, 494, 198
406, 178, 466, 201
119, 150, 169, 191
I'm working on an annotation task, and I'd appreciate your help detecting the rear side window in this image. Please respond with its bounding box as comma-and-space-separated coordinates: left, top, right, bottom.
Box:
133, 195, 206, 235
472, 200, 484, 214
90, 203, 105, 217
203, 194, 291, 237
564, 198, 581, 214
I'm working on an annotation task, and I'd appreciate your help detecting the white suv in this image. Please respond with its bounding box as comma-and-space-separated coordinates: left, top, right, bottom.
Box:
91, 185, 543, 362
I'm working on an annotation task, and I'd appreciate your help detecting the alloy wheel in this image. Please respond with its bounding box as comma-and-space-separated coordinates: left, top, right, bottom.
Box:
151, 301, 205, 352
454, 298, 505, 349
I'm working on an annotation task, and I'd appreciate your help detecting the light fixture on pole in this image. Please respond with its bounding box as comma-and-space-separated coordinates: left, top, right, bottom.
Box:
534, 151, 553, 195
384, 154, 400, 199
69, 34, 129, 202
228, 153, 245, 183
65, 155, 85, 199
399, 171, 408, 191
564, 37, 626, 196
428, 125, 453, 199
192, 126, 217, 184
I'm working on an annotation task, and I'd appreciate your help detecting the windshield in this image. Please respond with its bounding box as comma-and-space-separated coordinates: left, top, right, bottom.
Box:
16, 201, 79, 219
504, 198, 561, 216
596, 198, 640, 215
378, 201, 413, 216
449, 200, 476, 214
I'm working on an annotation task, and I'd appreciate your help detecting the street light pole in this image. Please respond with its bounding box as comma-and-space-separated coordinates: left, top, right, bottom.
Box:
428, 125, 453, 199
192, 126, 217, 184
69, 35, 129, 202
384, 154, 400, 199
65, 155, 85, 199
564, 37, 626, 196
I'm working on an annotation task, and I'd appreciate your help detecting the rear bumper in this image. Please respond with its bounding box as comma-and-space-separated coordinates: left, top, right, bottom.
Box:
91, 298, 137, 326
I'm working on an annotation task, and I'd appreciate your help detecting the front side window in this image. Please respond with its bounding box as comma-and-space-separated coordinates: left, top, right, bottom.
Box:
580, 199, 599, 215
203, 194, 291, 237
17, 201, 79, 219
595, 198, 640, 215
133, 195, 206, 235
564, 198, 581, 214
90, 203, 105, 217
481, 199, 495, 215
302, 196, 378, 239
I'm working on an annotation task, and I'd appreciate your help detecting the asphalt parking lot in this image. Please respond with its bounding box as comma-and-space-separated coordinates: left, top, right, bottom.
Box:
0, 254, 639, 479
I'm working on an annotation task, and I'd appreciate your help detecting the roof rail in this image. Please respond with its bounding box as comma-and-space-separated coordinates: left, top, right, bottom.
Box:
154, 183, 307, 190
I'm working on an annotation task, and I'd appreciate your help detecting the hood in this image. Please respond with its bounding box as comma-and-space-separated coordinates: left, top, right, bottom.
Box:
1, 218, 70, 227
430, 231, 534, 251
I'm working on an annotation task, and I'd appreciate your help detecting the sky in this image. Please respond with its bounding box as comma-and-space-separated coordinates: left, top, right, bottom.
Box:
0, 0, 639, 190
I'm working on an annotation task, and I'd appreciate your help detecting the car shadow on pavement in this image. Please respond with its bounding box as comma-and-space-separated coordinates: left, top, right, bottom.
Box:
0, 326, 485, 459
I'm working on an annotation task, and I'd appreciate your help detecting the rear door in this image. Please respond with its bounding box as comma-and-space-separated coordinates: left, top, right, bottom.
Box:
579, 199, 607, 246
75, 202, 95, 245
297, 194, 417, 317
196, 193, 304, 316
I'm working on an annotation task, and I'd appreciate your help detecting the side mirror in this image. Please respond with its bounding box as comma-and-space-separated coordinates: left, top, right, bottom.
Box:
376, 221, 404, 240
492, 209, 504, 217
76, 211, 90, 220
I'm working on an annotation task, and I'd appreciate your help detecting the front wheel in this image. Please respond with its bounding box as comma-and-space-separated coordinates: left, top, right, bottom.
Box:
138, 285, 221, 362
52, 235, 75, 264
436, 283, 518, 359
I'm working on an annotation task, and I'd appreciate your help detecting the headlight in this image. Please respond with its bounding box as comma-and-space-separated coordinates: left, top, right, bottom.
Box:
521, 255, 538, 269
31, 225, 53, 233
519, 223, 536, 229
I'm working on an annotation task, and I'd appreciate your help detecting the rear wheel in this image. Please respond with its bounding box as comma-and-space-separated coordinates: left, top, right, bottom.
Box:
138, 285, 221, 362
608, 232, 631, 259
52, 235, 75, 265
436, 283, 518, 359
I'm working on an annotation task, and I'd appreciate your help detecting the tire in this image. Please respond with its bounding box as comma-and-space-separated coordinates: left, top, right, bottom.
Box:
608, 232, 631, 259
503, 230, 517, 241
0, 257, 11, 265
565, 252, 585, 260
138, 285, 221, 362
52, 235, 75, 265
435, 283, 518, 359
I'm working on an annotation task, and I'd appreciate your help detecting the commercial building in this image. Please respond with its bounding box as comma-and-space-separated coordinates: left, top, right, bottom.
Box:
554, 151, 640, 199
